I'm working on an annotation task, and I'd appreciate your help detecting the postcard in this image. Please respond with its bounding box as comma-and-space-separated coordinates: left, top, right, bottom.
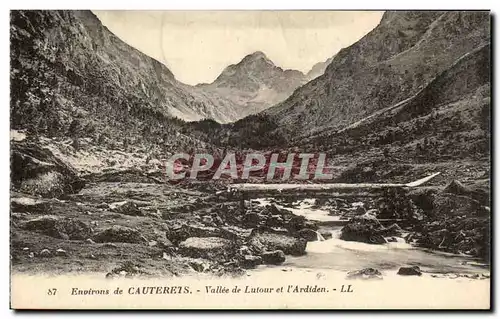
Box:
10, 10, 491, 309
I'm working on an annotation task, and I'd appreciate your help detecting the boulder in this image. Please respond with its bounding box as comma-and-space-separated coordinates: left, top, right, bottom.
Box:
11, 197, 51, 214
11, 141, 85, 198
346, 268, 383, 280
108, 201, 144, 216
297, 228, 319, 242
319, 229, 333, 240
443, 180, 471, 196
261, 250, 286, 265
168, 224, 239, 245
285, 215, 308, 232
414, 216, 490, 259
22, 215, 57, 232
93, 225, 146, 244
241, 255, 262, 269
443, 180, 490, 205
397, 266, 422, 276
22, 216, 92, 240
178, 237, 234, 260
340, 216, 387, 244
433, 193, 483, 217
248, 228, 307, 256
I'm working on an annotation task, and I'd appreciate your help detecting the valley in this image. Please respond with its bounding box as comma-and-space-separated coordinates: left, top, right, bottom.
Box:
10, 9, 491, 290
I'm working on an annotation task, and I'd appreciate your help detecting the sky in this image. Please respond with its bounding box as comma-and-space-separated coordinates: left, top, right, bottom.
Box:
93, 11, 384, 85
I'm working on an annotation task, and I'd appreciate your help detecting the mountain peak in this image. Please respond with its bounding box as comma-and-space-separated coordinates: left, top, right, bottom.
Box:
200, 50, 307, 116
252, 50, 266, 56
241, 51, 274, 65
210, 51, 278, 86
246, 50, 267, 58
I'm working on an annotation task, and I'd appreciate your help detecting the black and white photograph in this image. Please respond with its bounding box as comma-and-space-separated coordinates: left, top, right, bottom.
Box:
8, 9, 492, 309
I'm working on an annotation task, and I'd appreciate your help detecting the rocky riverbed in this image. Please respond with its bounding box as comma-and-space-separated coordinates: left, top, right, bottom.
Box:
10, 139, 491, 281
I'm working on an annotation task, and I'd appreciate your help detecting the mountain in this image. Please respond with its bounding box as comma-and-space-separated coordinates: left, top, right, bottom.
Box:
305, 57, 334, 81
302, 41, 490, 166
264, 11, 490, 140
10, 9, 240, 151
196, 51, 307, 118
195, 10, 491, 179
11, 9, 490, 169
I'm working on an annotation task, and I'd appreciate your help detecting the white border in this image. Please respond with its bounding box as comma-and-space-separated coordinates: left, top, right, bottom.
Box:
2, 0, 498, 10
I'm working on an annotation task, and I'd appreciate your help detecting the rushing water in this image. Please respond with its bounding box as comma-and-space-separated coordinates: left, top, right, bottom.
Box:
287, 229, 488, 274
255, 198, 489, 275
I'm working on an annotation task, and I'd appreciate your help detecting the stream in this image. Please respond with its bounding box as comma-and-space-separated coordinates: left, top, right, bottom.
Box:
253, 198, 489, 276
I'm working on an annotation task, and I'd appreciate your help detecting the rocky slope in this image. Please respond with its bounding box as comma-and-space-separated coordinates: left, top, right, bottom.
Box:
264, 11, 490, 139
301, 42, 491, 161
10, 9, 239, 153
305, 56, 334, 81
197, 51, 307, 118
